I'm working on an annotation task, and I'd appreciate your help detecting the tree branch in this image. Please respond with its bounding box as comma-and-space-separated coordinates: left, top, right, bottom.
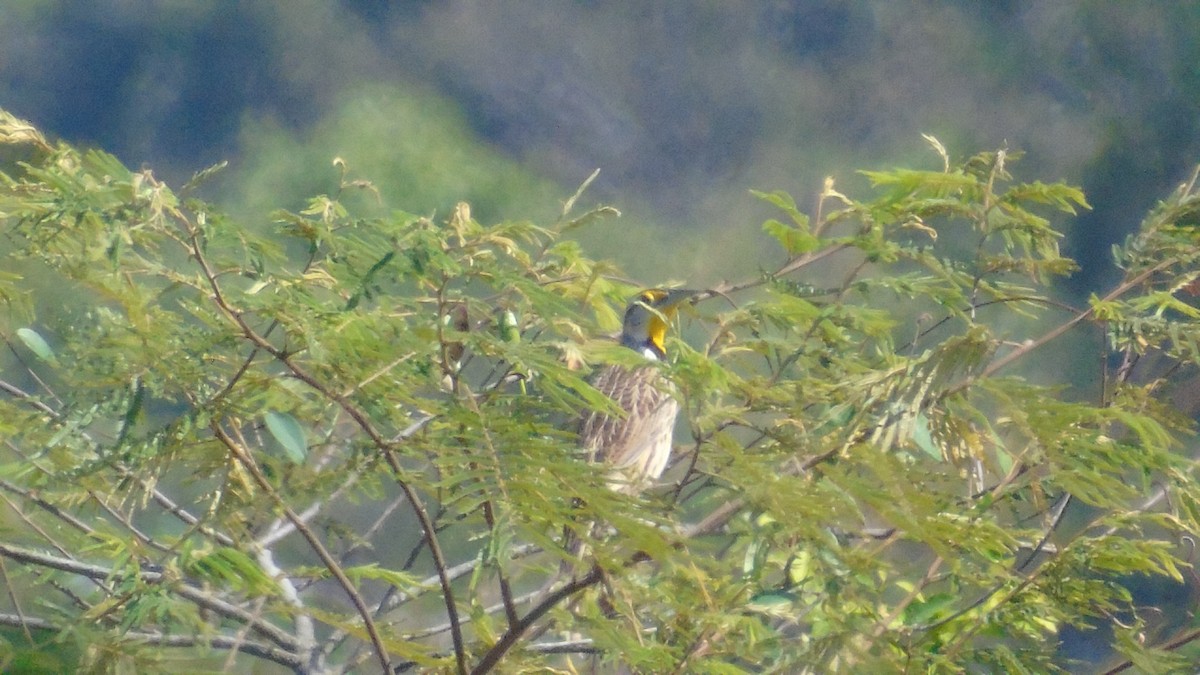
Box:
0, 541, 299, 653
175, 202, 466, 674
0, 611, 303, 671
212, 423, 392, 673
470, 566, 604, 675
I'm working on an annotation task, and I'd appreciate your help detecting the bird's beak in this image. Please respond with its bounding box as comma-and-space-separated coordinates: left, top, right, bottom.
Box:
653, 289, 702, 312
642, 289, 700, 355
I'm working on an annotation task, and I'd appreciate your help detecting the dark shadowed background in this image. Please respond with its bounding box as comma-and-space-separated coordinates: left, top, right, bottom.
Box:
4, 1, 1199, 291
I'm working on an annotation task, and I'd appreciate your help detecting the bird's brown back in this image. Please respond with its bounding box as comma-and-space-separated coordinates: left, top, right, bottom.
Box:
579, 363, 679, 494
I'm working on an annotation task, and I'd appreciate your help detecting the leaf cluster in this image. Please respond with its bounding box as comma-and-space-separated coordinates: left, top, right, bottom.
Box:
0, 114, 1197, 673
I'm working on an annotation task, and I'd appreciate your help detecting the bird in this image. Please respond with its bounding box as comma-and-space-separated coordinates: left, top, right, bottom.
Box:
535, 290, 698, 636
579, 288, 698, 495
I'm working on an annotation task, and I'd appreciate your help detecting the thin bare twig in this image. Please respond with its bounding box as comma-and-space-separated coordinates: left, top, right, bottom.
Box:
470, 566, 605, 675
213, 423, 391, 673
172, 198, 466, 674
967, 257, 1177, 384
0, 611, 303, 670
0, 541, 299, 653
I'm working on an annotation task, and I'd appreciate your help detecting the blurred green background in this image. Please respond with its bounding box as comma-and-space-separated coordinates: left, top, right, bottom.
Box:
3, 1, 1199, 291
3, 2, 1200, 669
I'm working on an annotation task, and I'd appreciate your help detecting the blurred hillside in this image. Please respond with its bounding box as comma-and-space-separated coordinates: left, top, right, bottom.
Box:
2, 0, 1199, 287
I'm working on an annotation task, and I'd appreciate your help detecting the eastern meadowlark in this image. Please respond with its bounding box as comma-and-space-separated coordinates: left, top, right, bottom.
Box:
580, 289, 697, 494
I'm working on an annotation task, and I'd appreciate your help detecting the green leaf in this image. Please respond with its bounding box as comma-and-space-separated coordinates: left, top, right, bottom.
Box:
901, 593, 956, 625
182, 160, 229, 193
15, 327, 57, 365
499, 309, 520, 343
264, 410, 308, 463
183, 547, 279, 595
912, 412, 940, 460
762, 218, 818, 255
746, 590, 797, 617
343, 564, 424, 589
750, 189, 809, 228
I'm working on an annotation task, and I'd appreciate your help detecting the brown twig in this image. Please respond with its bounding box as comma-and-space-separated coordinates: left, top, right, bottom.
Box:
213, 423, 392, 673
967, 257, 1177, 384
470, 566, 605, 674
172, 200, 467, 673
0, 610, 304, 670
0, 541, 299, 653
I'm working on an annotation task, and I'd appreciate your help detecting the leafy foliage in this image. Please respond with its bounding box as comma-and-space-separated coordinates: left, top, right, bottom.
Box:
0, 110, 1198, 673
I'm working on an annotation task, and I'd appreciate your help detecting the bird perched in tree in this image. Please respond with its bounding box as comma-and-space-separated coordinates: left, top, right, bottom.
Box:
580, 289, 698, 494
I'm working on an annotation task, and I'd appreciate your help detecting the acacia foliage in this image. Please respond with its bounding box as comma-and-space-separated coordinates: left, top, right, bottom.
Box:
0, 110, 1198, 673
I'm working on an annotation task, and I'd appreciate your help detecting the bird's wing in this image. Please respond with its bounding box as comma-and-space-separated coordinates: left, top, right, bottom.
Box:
580, 364, 679, 490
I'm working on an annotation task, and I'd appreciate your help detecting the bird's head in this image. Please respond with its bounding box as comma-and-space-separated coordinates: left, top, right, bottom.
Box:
620, 288, 699, 360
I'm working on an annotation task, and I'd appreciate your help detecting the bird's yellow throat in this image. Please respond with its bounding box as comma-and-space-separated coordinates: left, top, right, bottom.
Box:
647, 312, 670, 355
